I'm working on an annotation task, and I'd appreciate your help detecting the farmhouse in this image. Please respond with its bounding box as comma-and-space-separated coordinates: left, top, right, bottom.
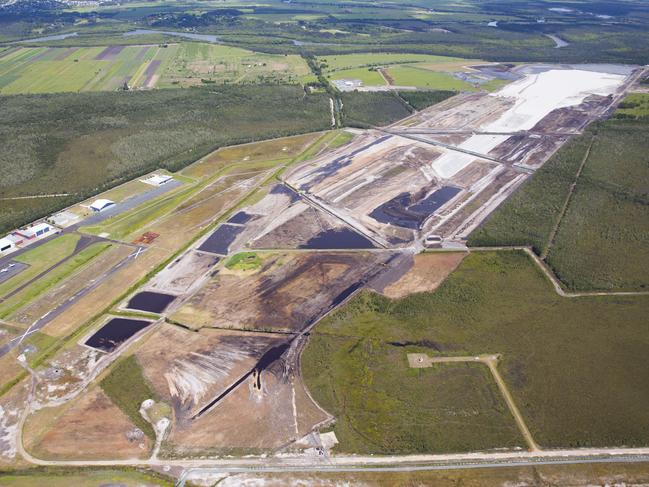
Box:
142, 174, 173, 186
90, 199, 115, 212
14, 222, 53, 240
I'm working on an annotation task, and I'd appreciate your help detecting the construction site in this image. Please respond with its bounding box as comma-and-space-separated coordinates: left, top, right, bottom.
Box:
0, 62, 644, 476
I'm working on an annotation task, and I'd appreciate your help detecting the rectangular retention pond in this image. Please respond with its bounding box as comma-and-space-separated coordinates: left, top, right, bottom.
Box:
198, 224, 244, 255
126, 291, 176, 313
85, 318, 152, 353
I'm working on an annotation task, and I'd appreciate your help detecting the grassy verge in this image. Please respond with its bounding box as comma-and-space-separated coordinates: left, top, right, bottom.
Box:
0, 467, 174, 486
99, 354, 158, 440
303, 251, 649, 451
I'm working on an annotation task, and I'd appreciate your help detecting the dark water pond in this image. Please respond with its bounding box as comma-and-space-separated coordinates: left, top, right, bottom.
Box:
370, 185, 461, 229
300, 228, 375, 249
198, 224, 243, 255
227, 211, 253, 224
85, 318, 152, 352
126, 291, 176, 313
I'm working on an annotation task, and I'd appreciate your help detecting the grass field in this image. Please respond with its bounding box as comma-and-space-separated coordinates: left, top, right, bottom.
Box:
320, 53, 474, 72
615, 92, 649, 118
157, 42, 314, 87
0, 234, 80, 298
0, 85, 331, 234
303, 251, 649, 452
327, 67, 386, 86
469, 115, 649, 292
100, 354, 159, 440
384, 65, 475, 90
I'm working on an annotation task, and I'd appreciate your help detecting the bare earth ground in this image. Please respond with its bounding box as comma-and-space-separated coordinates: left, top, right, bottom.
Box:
171, 251, 391, 332
382, 252, 466, 298
23, 387, 151, 460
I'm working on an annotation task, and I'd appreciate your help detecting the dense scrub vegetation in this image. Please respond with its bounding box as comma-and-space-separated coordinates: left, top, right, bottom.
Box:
397, 90, 456, 111
303, 251, 649, 453
0, 85, 331, 233
340, 91, 412, 127
469, 113, 649, 292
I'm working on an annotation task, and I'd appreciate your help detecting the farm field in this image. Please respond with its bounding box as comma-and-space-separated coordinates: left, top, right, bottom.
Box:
302, 251, 649, 452
0, 42, 315, 95
469, 111, 649, 292
157, 42, 314, 87
0, 44, 177, 94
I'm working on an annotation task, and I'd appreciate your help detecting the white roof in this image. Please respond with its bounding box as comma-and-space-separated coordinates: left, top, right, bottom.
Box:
143, 174, 173, 186
90, 199, 115, 211
0, 237, 14, 248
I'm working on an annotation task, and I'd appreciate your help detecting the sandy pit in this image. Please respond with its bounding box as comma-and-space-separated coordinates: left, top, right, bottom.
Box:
136, 324, 283, 418
381, 252, 467, 298
430, 67, 629, 178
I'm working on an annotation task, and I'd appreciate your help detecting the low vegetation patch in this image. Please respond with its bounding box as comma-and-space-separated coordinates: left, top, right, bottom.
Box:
99, 354, 158, 440
303, 251, 649, 452
225, 252, 263, 271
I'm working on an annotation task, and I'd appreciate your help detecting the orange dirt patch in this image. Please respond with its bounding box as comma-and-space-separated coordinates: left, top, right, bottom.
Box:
25, 387, 151, 460
382, 252, 466, 299
133, 231, 160, 245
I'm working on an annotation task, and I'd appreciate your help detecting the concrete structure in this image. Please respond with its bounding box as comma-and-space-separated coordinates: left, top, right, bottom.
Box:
90, 199, 115, 212
14, 222, 53, 240
142, 174, 173, 186
49, 210, 81, 228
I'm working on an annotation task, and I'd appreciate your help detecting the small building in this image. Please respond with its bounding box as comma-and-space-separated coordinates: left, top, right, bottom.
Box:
90, 199, 115, 212
0, 237, 15, 255
14, 222, 53, 240
142, 174, 173, 187
49, 210, 81, 228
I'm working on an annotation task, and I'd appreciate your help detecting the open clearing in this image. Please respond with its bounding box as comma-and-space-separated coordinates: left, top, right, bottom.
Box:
303, 250, 649, 452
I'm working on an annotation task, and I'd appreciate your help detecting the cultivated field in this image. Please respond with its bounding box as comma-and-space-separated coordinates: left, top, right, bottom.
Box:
0, 42, 315, 95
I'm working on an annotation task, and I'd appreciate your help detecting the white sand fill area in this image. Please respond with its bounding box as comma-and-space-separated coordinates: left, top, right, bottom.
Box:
432, 67, 628, 178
